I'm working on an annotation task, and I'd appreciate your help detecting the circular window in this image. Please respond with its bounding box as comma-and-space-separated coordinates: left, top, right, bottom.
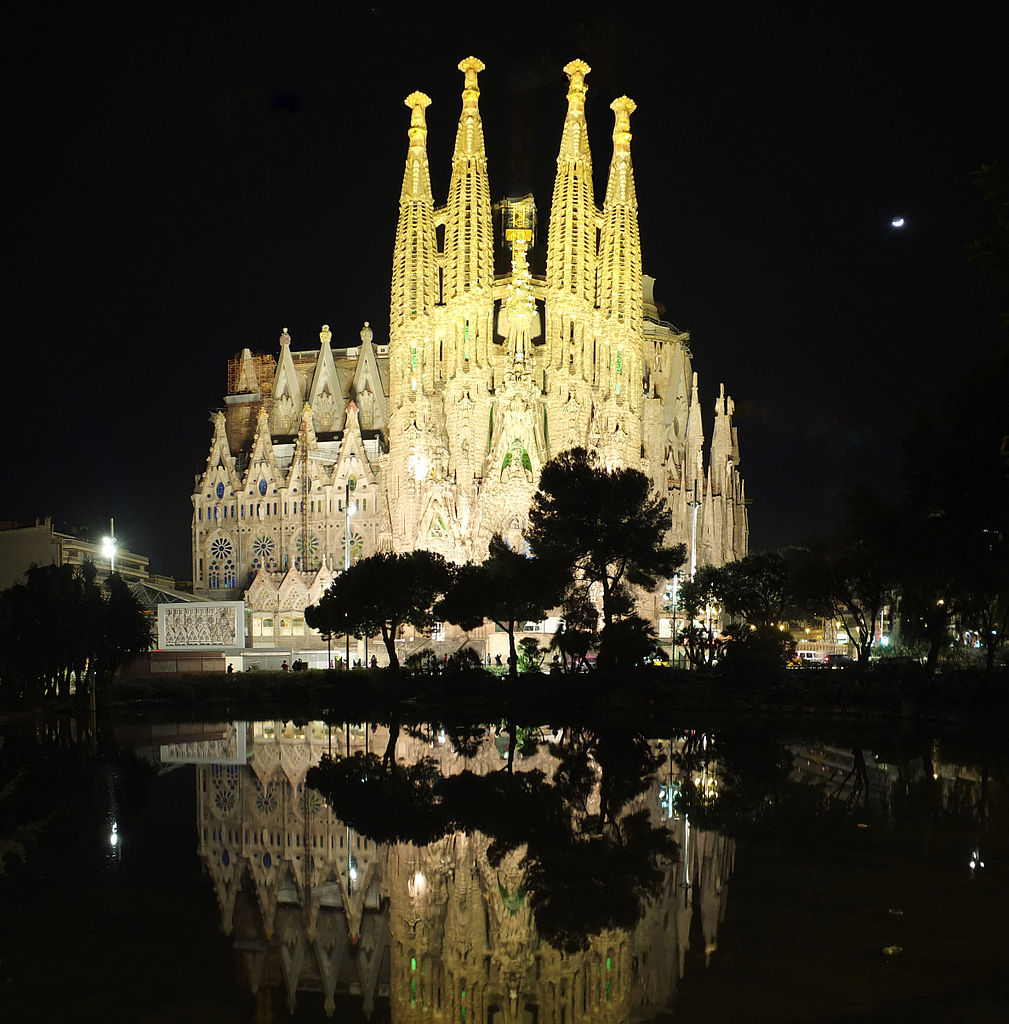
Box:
343, 530, 364, 562
210, 537, 234, 560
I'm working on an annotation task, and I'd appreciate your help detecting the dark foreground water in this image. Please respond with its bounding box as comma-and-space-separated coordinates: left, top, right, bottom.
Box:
1, 716, 1007, 1023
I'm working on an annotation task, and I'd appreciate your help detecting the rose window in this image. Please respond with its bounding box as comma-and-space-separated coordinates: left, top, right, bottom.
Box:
254, 778, 280, 815
295, 534, 321, 571
342, 531, 364, 562
253, 535, 275, 559
211, 764, 239, 812
211, 537, 234, 560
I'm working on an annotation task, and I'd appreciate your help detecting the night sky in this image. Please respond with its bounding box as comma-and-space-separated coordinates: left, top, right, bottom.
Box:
7, 2, 1006, 580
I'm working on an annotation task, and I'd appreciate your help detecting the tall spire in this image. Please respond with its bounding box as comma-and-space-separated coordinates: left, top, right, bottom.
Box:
597, 96, 642, 330
443, 57, 493, 301
390, 91, 438, 331
546, 60, 597, 303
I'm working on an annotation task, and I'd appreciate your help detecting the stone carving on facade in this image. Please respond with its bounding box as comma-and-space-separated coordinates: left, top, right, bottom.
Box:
160, 603, 240, 647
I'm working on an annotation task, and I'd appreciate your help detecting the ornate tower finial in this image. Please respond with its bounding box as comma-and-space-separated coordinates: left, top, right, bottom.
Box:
405, 91, 431, 129
563, 59, 591, 107
319, 324, 332, 346
279, 327, 291, 347
360, 321, 373, 344
610, 96, 636, 155
458, 56, 485, 107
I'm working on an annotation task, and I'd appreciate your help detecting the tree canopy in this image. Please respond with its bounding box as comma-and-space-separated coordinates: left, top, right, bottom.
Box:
526, 448, 684, 666
0, 563, 152, 707
437, 533, 563, 681
305, 550, 453, 672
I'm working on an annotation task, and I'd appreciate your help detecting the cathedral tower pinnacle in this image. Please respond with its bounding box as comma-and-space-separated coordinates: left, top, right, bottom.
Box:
546, 60, 597, 306
598, 96, 642, 332
390, 92, 438, 333
443, 57, 493, 301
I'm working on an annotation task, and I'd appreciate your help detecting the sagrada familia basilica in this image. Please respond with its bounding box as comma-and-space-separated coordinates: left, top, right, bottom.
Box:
192, 58, 748, 644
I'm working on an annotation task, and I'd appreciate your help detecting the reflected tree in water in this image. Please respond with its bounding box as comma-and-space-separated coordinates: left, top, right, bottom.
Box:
308, 722, 678, 953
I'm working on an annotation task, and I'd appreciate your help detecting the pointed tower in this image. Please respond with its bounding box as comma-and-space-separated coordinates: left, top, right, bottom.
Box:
271, 327, 304, 435
710, 383, 733, 495
390, 92, 438, 339
685, 371, 704, 496
308, 324, 346, 432
594, 95, 645, 468
598, 97, 642, 333
443, 57, 493, 303
545, 60, 597, 312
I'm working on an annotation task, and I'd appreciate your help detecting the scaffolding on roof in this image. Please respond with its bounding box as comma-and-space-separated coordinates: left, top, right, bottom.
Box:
227, 354, 276, 398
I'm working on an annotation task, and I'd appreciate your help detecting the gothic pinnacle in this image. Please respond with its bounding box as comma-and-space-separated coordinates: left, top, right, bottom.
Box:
403, 91, 433, 189
610, 96, 636, 154
563, 59, 590, 111
458, 56, 484, 109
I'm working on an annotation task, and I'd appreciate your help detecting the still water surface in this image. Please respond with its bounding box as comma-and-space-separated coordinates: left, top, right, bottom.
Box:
1, 717, 1006, 1022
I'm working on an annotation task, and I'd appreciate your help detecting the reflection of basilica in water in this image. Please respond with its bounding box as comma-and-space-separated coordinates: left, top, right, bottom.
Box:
162, 722, 735, 1021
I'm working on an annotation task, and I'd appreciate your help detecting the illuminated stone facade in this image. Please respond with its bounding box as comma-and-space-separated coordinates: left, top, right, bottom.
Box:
175, 722, 734, 1019
191, 58, 749, 638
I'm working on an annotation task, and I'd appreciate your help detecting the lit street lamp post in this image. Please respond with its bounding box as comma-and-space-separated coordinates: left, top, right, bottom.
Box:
101, 518, 117, 575
345, 482, 356, 669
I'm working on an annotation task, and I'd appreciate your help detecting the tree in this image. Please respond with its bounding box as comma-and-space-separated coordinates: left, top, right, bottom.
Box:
526, 448, 685, 659
305, 550, 453, 673
0, 563, 151, 708
595, 616, 663, 671
967, 160, 1009, 333
899, 346, 1009, 675
719, 549, 805, 630
797, 490, 900, 669
437, 533, 562, 682
677, 564, 727, 668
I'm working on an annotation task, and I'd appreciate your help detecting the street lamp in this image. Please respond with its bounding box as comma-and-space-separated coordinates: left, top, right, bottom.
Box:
345, 482, 357, 668
101, 517, 117, 574
688, 481, 700, 580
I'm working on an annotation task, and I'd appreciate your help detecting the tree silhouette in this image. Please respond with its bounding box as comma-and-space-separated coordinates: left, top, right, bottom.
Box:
306, 550, 453, 673
438, 533, 563, 681
526, 448, 684, 664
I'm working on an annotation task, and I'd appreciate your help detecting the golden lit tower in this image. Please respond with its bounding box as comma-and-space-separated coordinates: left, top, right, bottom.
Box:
442, 57, 494, 303
545, 60, 597, 307
390, 91, 437, 338
593, 95, 645, 468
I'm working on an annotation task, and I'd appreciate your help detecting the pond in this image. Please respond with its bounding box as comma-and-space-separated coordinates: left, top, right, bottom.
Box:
1, 716, 1006, 1022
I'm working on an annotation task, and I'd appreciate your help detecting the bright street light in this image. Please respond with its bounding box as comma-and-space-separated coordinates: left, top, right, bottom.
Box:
101, 517, 117, 573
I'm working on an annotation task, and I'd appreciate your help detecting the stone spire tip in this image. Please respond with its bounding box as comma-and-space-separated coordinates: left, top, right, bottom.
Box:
404, 91, 432, 126
458, 55, 485, 77
611, 95, 637, 117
